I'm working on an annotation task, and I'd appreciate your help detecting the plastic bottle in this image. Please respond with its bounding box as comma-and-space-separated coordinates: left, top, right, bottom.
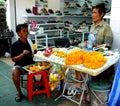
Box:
87, 33, 93, 51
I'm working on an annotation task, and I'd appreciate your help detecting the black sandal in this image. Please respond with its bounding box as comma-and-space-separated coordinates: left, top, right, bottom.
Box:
15, 93, 23, 102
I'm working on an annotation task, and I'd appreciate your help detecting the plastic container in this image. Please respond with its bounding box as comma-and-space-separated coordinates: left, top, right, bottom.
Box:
89, 79, 112, 106
87, 33, 93, 51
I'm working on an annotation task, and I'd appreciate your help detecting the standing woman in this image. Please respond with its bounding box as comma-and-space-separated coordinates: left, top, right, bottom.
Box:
90, 3, 114, 79
90, 3, 113, 49
72, 3, 114, 103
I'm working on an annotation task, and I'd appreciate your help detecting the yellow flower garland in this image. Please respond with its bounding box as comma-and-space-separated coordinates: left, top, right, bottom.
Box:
65, 49, 85, 65
83, 51, 107, 69
65, 50, 107, 69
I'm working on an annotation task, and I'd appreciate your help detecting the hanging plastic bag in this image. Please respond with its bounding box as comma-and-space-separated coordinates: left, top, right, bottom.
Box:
49, 64, 66, 91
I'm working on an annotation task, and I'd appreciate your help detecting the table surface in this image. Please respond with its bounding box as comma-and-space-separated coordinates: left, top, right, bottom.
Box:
34, 50, 120, 76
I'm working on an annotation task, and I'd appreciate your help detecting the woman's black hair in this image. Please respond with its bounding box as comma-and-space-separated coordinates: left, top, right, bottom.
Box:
92, 3, 106, 16
16, 23, 28, 33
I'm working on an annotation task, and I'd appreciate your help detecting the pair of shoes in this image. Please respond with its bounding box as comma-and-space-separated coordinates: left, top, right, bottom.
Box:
15, 93, 24, 102
26, 8, 32, 13
48, 9, 54, 14
41, 8, 49, 15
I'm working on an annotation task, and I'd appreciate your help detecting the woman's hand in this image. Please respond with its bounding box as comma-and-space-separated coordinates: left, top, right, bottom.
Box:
22, 50, 30, 55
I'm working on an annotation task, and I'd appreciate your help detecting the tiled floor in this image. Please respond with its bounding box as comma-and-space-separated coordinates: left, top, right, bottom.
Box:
0, 56, 14, 66
0, 57, 90, 106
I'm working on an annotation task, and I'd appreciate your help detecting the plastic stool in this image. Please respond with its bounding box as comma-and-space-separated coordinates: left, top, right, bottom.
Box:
20, 73, 28, 88
89, 79, 111, 106
27, 70, 50, 101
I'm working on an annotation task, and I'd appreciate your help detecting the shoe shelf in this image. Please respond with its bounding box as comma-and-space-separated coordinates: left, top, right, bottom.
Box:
44, 29, 63, 33
64, 15, 91, 17
23, 14, 64, 18
28, 23, 63, 36
64, 0, 78, 2
28, 22, 63, 50
33, 32, 63, 50
38, 23, 64, 26
34, 33, 48, 50
23, 13, 92, 18
29, 23, 64, 31
0, 6, 5, 9
63, 0, 92, 17
23, 0, 92, 50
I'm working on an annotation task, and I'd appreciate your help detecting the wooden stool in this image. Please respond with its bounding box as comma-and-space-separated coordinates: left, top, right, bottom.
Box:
27, 70, 50, 101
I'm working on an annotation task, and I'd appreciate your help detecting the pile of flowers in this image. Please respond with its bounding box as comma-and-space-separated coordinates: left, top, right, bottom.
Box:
65, 49, 85, 65
64, 48, 107, 69
83, 51, 107, 69
51, 49, 67, 58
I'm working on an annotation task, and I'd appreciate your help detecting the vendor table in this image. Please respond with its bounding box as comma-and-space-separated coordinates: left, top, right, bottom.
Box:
34, 50, 120, 106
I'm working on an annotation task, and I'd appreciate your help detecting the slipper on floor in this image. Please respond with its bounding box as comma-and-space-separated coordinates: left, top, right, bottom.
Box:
15, 93, 24, 102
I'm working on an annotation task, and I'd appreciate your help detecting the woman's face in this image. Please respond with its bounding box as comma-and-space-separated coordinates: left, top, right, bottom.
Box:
92, 8, 104, 23
18, 27, 28, 39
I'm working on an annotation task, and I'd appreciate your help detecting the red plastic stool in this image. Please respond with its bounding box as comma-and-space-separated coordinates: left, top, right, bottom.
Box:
27, 70, 50, 101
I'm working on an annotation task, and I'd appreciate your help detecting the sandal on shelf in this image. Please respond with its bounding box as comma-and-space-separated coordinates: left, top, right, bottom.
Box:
15, 93, 23, 102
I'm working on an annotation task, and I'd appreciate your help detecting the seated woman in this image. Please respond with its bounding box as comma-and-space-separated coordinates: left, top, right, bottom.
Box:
11, 23, 35, 102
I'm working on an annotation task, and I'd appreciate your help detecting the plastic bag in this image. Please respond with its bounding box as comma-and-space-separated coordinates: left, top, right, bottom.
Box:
49, 64, 66, 91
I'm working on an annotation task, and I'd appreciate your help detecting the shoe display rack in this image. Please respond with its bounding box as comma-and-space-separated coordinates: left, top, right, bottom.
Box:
23, 0, 93, 49
34, 33, 48, 51
27, 21, 64, 50
23, 0, 111, 50
63, 0, 92, 16
23, 11, 91, 49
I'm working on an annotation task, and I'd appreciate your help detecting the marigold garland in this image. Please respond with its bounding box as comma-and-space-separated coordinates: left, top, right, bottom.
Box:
52, 50, 67, 58
83, 51, 107, 69
65, 49, 85, 65
41, 48, 107, 69
65, 50, 107, 69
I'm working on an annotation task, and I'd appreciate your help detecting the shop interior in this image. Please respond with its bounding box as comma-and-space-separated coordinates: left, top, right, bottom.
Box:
0, 0, 120, 106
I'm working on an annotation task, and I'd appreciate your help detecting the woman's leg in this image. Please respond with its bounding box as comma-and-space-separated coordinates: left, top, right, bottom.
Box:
12, 66, 23, 102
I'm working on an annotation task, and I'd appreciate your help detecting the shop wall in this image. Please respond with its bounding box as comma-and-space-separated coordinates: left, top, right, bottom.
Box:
6, 0, 15, 31
48, 0, 60, 11
14, 0, 112, 25
16, 0, 35, 24
110, 0, 120, 51
8, 0, 115, 43
7, 0, 34, 41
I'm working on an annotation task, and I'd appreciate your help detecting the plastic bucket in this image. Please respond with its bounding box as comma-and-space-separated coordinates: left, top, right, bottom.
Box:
89, 79, 111, 106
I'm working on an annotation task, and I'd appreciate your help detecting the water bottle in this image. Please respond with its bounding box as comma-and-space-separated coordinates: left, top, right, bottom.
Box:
87, 33, 93, 51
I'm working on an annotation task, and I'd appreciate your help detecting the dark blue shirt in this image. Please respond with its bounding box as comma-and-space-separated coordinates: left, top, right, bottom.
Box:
11, 38, 34, 66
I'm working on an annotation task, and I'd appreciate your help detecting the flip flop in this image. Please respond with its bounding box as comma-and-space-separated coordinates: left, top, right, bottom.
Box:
15, 93, 23, 102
